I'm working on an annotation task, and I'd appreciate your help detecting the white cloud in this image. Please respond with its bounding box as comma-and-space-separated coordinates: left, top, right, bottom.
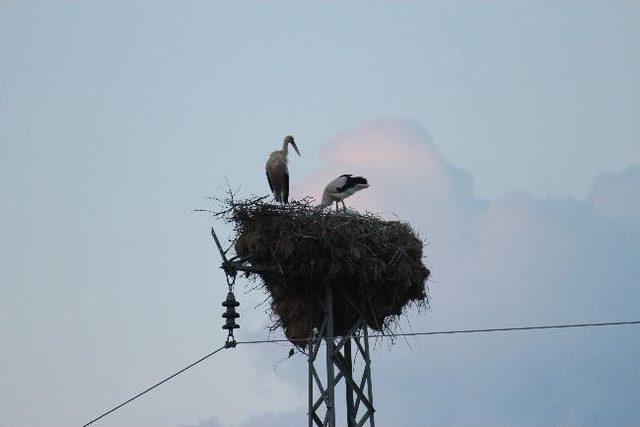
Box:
193, 120, 640, 426
588, 166, 640, 224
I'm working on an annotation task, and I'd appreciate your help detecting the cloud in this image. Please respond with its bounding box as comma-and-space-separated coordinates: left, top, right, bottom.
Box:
297, 120, 640, 322
297, 119, 480, 216
321, 120, 639, 426
588, 165, 640, 224
295, 120, 486, 272
192, 120, 640, 426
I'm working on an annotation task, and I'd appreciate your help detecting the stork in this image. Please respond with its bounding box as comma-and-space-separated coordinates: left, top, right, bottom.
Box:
319, 174, 369, 211
265, 135, 300, 204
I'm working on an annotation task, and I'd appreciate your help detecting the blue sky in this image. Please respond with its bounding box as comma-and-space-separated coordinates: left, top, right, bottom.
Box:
1, 2, 639, 427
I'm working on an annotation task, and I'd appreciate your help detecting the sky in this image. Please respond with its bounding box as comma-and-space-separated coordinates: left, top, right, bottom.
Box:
1, 2, 639, 427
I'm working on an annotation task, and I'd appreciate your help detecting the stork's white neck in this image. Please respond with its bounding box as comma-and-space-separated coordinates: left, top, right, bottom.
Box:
281, 139, 289, 154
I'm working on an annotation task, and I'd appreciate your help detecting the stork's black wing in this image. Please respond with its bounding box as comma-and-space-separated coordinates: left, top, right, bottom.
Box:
337, 175, 368, 193
283, 170, 290, 204
266, 170, 275, 193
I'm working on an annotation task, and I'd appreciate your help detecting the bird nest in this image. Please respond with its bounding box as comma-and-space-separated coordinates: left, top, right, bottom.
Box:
217, 197, 430, 348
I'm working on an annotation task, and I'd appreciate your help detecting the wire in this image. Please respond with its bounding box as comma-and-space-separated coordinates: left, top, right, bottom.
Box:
81, 320, 639, 426
235, 320, 640, 345
82, 345, 228, 427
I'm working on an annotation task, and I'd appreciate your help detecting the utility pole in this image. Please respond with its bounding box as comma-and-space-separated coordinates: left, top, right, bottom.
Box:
307, 284, 375, 426
211, 228, 375, 426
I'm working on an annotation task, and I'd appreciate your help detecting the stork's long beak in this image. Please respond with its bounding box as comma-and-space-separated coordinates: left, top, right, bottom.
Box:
290, 140, 301, 156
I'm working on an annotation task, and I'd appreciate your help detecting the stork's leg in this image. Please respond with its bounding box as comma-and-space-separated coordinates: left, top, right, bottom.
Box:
341, 200, 347, 212
335, 201, 339, 212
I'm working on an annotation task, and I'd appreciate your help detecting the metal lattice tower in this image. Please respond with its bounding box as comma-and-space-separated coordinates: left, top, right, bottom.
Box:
308, 285, 375, 427
211, 228, 375, 426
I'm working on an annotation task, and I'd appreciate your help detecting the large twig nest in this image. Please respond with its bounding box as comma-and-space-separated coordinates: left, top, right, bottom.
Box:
220, 197, 430, 347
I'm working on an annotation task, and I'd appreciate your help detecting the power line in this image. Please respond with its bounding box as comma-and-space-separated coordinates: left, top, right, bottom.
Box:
235, 320, 640, 345
81, 320, 639, 426
82, 345, 228, 427
383, 320, 640, 338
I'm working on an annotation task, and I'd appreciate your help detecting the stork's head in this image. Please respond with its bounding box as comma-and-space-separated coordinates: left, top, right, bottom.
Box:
284, 135, 301, 156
